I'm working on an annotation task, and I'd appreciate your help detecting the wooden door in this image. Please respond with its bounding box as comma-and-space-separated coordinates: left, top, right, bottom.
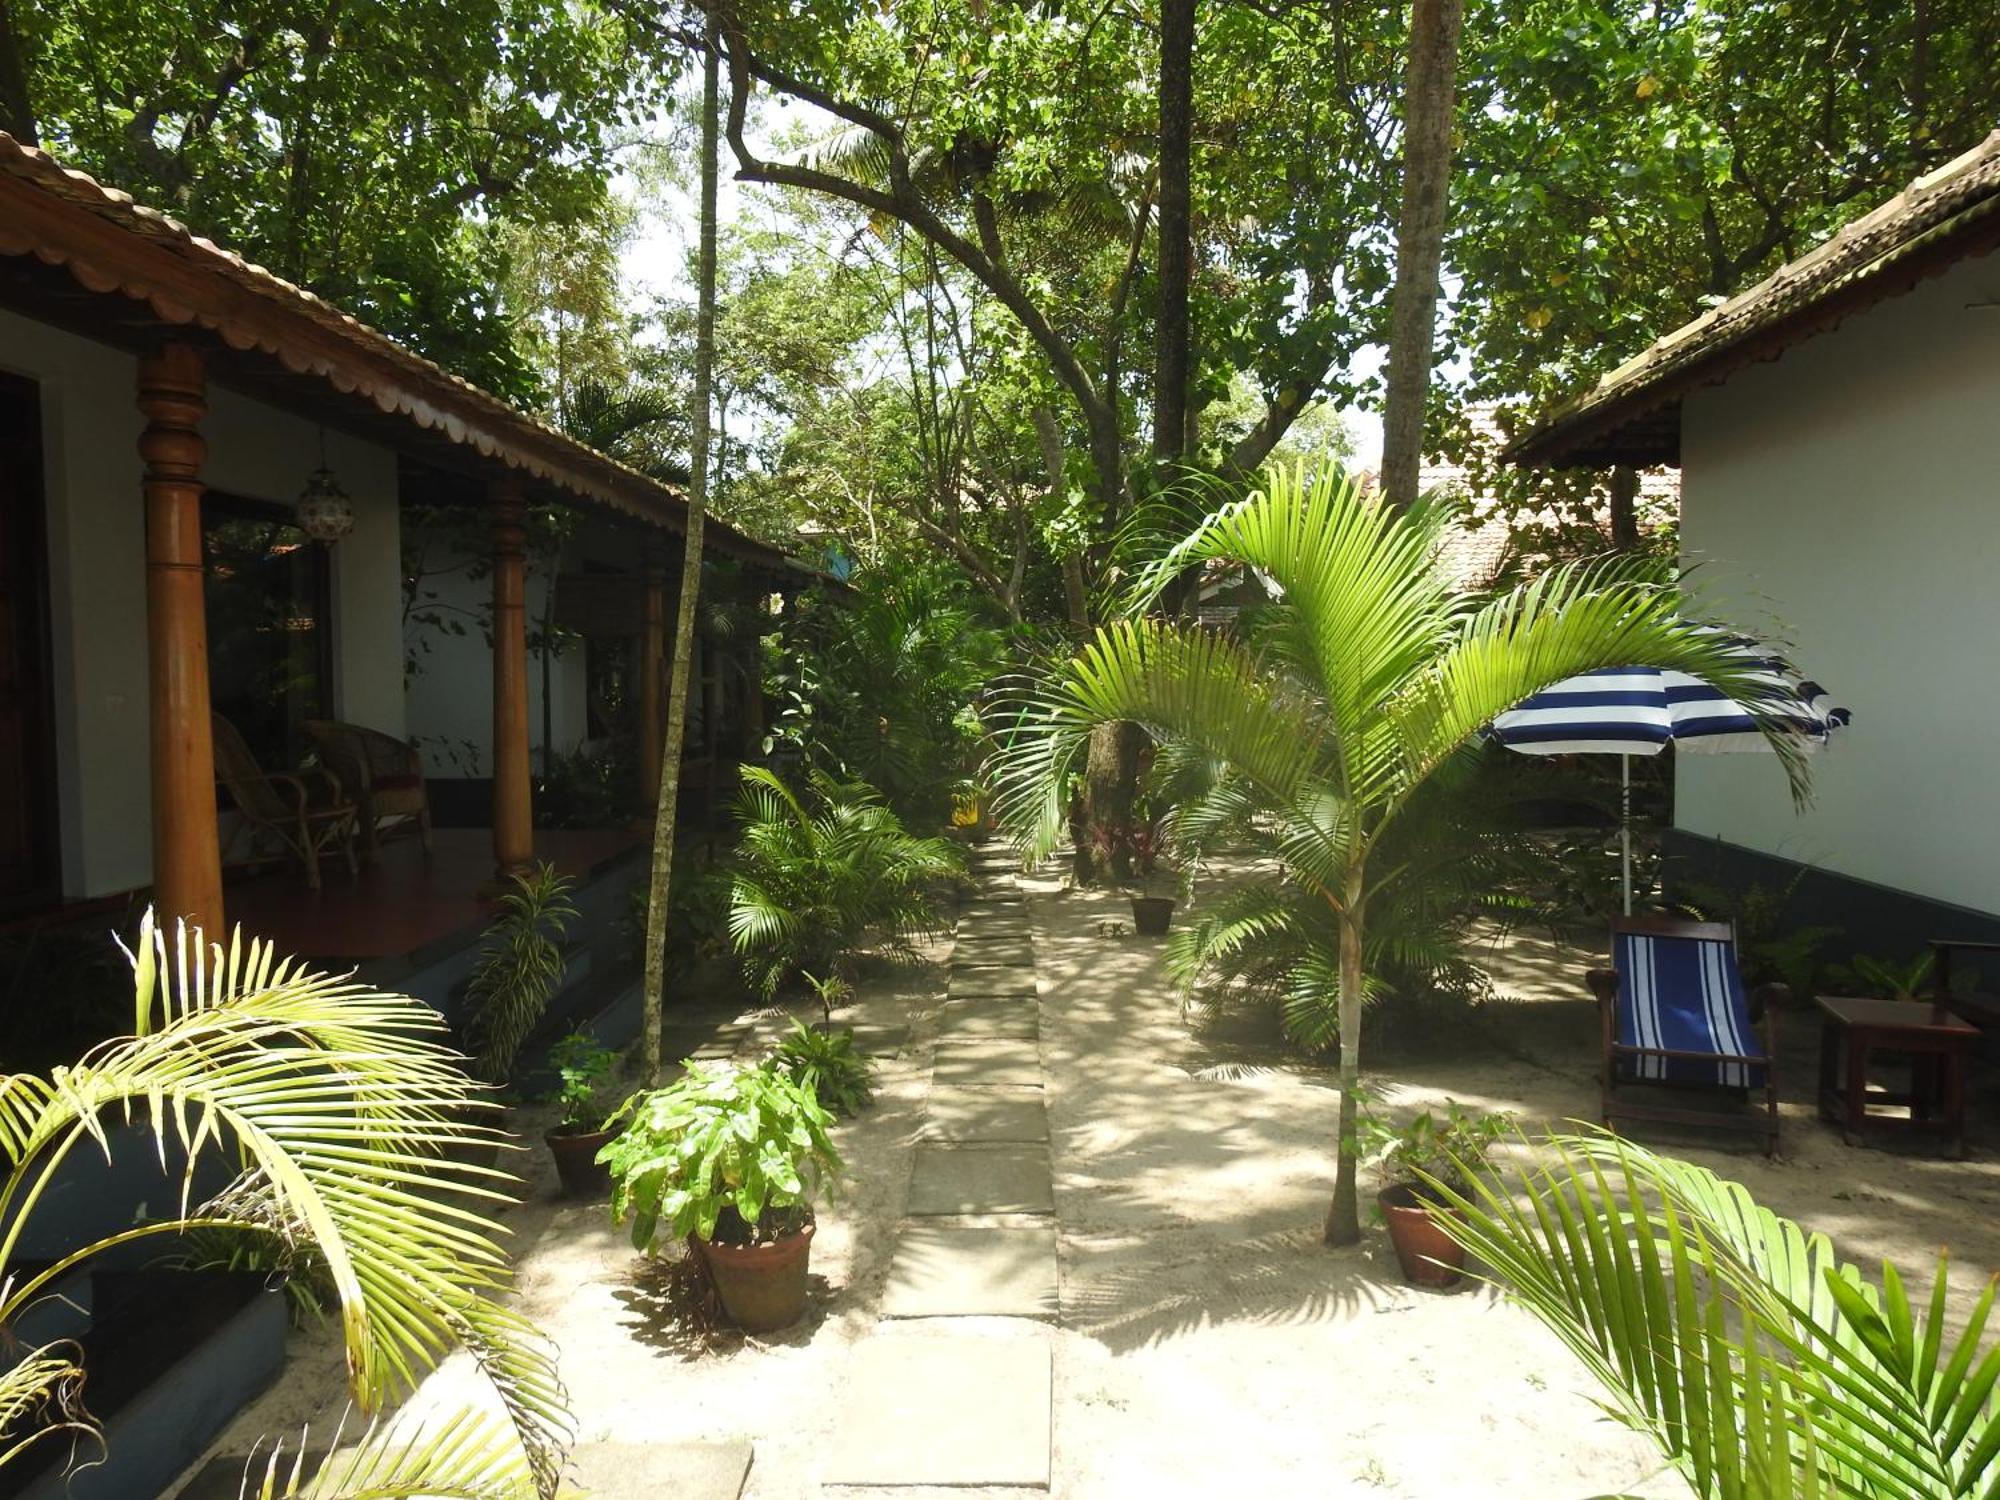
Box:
0, 375, 59, 910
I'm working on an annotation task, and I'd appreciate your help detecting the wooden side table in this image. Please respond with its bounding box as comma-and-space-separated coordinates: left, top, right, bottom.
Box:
1815, 995, 1978, 1155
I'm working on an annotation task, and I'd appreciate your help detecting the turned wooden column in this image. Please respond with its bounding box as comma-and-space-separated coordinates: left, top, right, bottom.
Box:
637, 553, 666, 804
139, 343, 224, 938
490, 479, 534, 877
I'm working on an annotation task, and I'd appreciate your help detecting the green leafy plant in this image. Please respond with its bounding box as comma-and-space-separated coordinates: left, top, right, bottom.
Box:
0, 910, 571, 1496
464, 863, 578, 1081
600, 1063, 843, 1249
769, 1018, 873, 1117
765, 570, 1007, 829
546, 1031, 617, 1133
1833, 950, 1937, 1003
728, 766, 963, 999
1359, 1097, 1510, 1199
993, 463, 1809, 1245
1431, 1130, 2000, 1498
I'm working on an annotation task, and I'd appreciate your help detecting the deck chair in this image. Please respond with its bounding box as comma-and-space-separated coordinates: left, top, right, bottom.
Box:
212, 713, 358, 891
1585, 916, 1782, 1155
304, 720, 432, 860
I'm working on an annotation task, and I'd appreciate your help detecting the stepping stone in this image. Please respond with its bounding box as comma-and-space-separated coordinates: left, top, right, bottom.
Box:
883, 1224, 1059, 1319
924, 1087, 1050, 1142
949, 968, 1038, 999
824, 1332, 1051, 1488
939, 998, 1038, 1039
953, 938, 1036, 967
568, 1439, 754, 1499
960, 916, 1032, 936
907, 1142, 1054, 1215
933, 1038, 1042, 1087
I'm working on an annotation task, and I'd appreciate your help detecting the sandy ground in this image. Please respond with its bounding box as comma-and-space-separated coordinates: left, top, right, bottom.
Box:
173, 860, 2000, 1499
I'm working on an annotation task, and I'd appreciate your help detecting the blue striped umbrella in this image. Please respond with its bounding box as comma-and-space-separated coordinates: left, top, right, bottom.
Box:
1490, 638, 1849, 912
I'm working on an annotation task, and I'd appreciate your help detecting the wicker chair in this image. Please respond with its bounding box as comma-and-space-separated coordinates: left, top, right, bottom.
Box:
212, 713, 358, 890
304, 720, 432, 859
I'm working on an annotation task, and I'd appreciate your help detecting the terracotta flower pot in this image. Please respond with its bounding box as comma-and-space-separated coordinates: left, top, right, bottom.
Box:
1378, 1183, 1468, 1289
545, 1125, 615, 1199
1130, 895, 1176, 936
697, 1217, 816, 1332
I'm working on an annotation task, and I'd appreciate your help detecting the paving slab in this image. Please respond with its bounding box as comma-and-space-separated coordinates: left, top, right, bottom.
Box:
824, 1333, 1051, 1488
923, 1086, 1050, 1142
907, 1142, 1054, 1215
933, 1038, 1043, 1087
883, 1224, 1059, 1319
938, 997, 1039, 1039
959, 917, 1034, 938
952, 937, 1037, 967
567, 1440, 754, 1498
948, 967, 1038, 999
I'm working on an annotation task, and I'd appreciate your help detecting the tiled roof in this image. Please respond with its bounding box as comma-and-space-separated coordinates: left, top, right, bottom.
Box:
0, 131, 798, 569
1506, 129, 2000, 469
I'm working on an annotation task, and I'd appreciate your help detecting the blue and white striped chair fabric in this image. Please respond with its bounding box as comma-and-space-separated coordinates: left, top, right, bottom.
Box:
1613, 926, 1767, 1088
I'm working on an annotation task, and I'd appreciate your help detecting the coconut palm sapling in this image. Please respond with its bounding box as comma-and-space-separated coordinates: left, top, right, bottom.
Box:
992, 464, 1808, 1244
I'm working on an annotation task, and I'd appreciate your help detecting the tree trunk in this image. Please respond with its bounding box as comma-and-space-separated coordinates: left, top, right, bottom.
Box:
1607, 465, 1640, 550
1083, 721, 1143, 882
640, 31, 721, 1085
1153, 0, 1195, 469
1378, 0, 1467, 512
1323, 883, 1366, 1245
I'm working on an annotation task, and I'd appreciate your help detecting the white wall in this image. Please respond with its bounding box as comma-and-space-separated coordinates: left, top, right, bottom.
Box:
401, 530, 589, 779
1676, 250, 2000, 914
0, 308, 404, 899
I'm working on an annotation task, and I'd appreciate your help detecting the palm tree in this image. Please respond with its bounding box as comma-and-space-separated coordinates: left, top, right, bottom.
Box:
640, 26, 721, 1084
991, 463, 1806, 1243
1431, 1131, 2000, 1497
0, 911, 571, 1498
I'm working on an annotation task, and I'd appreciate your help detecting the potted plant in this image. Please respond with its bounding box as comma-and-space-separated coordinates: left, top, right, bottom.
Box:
1362, 1098, 1508, 1289
1125, 820, 1179, 936
544, 1031, 619, 1198
599, 1062, 843, 1333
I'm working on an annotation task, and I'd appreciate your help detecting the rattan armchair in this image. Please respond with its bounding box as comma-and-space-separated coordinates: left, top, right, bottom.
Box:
212, 713, 358, 890
304, 719, 433, 859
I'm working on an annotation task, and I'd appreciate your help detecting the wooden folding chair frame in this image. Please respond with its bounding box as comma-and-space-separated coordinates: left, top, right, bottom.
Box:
1587, 915, 1784, 1156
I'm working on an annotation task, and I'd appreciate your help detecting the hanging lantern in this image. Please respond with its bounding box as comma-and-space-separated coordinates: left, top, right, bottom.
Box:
294, 463, 355, 543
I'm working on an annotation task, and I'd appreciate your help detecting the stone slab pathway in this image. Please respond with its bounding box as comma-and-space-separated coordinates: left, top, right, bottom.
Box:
822, 1332, 1052, 1488
826, 846, 1059, 1489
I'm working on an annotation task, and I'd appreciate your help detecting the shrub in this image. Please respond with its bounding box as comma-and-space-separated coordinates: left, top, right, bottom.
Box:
547, 1030, 618, 1132
463, 862, 577, 1081
769, 1018, 872, 1117
600, 1063, 843, 1249
728, 766, 962, 999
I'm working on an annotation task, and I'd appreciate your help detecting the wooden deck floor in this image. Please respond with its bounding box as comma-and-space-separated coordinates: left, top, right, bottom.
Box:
224, 826, 644, 962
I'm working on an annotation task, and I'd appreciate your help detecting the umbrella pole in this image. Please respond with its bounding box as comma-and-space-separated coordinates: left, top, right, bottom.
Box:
1620, 753, 1633, 917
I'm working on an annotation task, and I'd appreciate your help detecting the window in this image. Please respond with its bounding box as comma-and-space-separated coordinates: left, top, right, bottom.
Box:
204, 493, 332, 770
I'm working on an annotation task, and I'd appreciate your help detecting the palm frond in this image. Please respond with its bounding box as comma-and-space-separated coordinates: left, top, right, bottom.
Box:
990, 619, 1334, 861
1429, 1131, 2000, 1499
1, 913, 574, 1495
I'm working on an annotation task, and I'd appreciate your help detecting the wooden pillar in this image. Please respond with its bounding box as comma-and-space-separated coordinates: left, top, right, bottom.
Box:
490, 479, 534, 877
637, 553, 666, 804
139, 343, 224, 938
